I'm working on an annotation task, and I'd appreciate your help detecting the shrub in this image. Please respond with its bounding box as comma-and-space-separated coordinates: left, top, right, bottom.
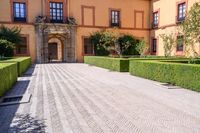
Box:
160, 33, 176, 57
90, 31, 109, 56
118, 34, 139, 56
0, 25, 21, 44
129, 59, 200, 92
84, 56, 129, 72
135, 39, 148, 57
0, 39, 14, 58
0, 63, 18, 97
90, 30, 139, 56
0, 57, 31, 76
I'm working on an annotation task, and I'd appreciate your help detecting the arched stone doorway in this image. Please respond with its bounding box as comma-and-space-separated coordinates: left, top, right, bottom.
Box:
35, 23, 76, 63
48, 37, 64, 62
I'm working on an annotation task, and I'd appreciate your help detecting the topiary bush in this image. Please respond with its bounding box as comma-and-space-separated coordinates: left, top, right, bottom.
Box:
0, 63, 18, 97
84, 56, 129, 72
2, 57, 31, 76
129, 59, 200, 92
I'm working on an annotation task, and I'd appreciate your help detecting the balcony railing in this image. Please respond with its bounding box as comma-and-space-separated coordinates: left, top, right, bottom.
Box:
176, 16, 185, 24
14, 17, 26, 23
35, 16, 76, 25
110, 21, 121, 28
152, 22, 158, 29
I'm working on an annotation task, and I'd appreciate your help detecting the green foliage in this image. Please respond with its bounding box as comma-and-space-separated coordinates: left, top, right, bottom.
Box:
160, 33, 176, 57
0, 39, 14, 58
179, 2, 200, 57
90, 31, 109, 56
118, 34, 139, 56
2, 57, 31, 76
90, 30, 138, 56
129, 60, 200, 92
98, 30, 117, 55
0, 63, 18, 97
0, 57, 31, 97
0, 25, 21, 44
84, 56, 129, 72
135, 39, 148, 57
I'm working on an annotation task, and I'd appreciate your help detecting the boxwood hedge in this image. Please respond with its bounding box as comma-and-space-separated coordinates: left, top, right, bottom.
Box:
1, 57, 31, 76
0, 57, 31, 97
129, 60, 200, 92
84, 56, 129, 72
0, 63, 18, 97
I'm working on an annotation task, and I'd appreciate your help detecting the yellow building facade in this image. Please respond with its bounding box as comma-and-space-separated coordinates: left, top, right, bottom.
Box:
0, 0, 199, 63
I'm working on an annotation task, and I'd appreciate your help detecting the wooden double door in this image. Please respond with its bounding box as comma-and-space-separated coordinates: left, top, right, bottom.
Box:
48, 43, 58, 60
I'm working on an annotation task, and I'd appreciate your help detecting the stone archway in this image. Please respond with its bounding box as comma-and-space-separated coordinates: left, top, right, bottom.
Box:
48, 37, 64, 62
35, 23, 77, 63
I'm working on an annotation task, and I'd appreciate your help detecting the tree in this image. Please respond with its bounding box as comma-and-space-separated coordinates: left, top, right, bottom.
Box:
135, 39, 148, 57
160, 33, 176, 57
179, 2, 200, 57
90, 30, 139, 57
0, 25, 21, 44
117, 34, 137, 57
90, 29, 118, 56
0, 39, 14, 59
90, 31, 109, 56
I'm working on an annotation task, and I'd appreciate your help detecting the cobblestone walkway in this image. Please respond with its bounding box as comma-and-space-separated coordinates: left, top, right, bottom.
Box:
0, 63, 200, 133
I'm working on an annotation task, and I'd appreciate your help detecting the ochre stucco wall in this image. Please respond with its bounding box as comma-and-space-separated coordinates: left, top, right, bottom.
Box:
1, 0, 199, 62
2, 24, 36, 62
0, 0, 151, 63
150, 0, 200, 56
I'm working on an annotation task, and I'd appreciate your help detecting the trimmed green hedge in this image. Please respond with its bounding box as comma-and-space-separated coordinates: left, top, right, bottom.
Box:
84, 56, 129, 72
1, 57, 31, 76
129, 60, 200, 92
0, 63, 18, 97
0, 57, 31, 97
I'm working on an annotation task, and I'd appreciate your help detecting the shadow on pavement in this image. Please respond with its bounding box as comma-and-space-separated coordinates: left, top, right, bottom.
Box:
0, 65, 46, 132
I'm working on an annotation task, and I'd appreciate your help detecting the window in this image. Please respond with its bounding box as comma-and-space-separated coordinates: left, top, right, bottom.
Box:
50, 2, 63, 23
177, 36, 184, 51
110, 10, 120, 27
177, 2, 186, 22
16, 37, 28, 55
13, 2, 26, 22
153, 12, 159, 28
152, 39, 157, 53
84, 38, 93, 55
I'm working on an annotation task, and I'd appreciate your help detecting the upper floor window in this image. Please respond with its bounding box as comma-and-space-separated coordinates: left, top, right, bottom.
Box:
152, 38, 157, 53
15, 37, 28, 55
84, 38, 94, 55
50, 2, 63, 23
110, 10, 120, 27
13, 2, 26, 22
177, 2, 186, 22
153, 12, 159, 28
177, 36, 184, 51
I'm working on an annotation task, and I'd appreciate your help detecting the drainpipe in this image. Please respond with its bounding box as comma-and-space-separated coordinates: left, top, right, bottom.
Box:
41, 0, 44, 16
67, 0, 70, 18
149, 0, 151, 55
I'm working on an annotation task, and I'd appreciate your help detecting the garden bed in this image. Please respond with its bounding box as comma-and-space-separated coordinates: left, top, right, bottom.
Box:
0, 57, 31, 76
129, 59, 200, 92
0, 57, 31, 97
84, 56, 129, 72
0, 63, 18, 97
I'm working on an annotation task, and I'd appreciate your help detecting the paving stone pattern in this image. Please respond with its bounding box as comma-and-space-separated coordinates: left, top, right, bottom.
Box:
0, 63, 200, 133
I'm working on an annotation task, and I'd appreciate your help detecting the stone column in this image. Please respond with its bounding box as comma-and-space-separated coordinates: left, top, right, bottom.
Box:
69, 26, 76, 62
63, 38, 68, 62
43, 32, 49, 63
35, 25, 43, 63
